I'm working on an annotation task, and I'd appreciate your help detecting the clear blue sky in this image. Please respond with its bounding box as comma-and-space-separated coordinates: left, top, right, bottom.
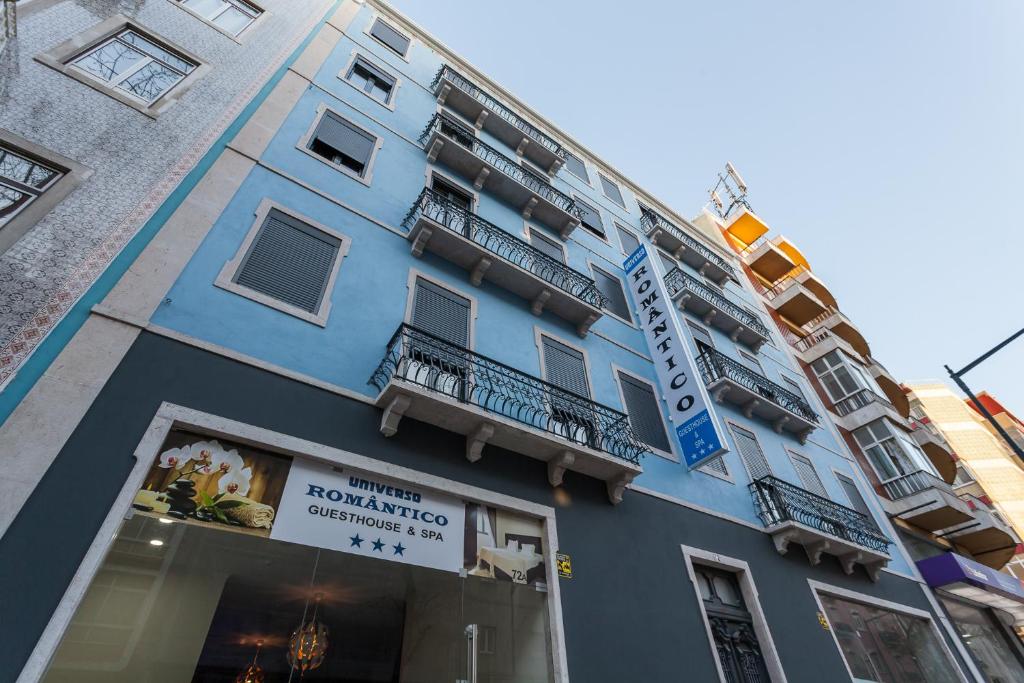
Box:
390, 0, 1024, 412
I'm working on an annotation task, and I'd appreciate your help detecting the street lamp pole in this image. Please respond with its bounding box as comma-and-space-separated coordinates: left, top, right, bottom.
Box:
946, 326, 1024, 462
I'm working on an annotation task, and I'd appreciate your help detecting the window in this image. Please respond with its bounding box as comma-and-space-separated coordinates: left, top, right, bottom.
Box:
694, 565, 771, 681
592, 265, 632, 322
657, 250, 676, 274
0, 145, 62, 228
541, 336, 589, 398
220, 206, 345, 323
70, 28, 197, 104
431, 175, 473, 211
563, 151, 588, 182
599, 174, 625, 206
728, 424, 771, 482
574, 197, 604, 237
305, 109, 378, 180
811, 350, 874, 405
617, 371, 671, 453
616, 224, 640, 256
529, 229, 565, 264
952, 464, 975, 487
736, 348, 764, 375
819, 593, 959, 683
780, 374, 808, 402
369, 18, 410, 57
687, 321, 714, 350
700, 456, 729, 477
940, 597, 1024, 681
344, 56, 396, 105
411, 278, 471, 348
836, 473, 872, 517
177, 0, 262, 36
790, 452, 827, 497
853, 419, 936, 482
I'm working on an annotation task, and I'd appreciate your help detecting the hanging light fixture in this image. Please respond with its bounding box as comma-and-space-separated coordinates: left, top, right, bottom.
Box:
288, 593, 329, 673
235, 640, 265, 683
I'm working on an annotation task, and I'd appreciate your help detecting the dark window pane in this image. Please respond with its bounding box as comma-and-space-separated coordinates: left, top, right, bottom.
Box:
371, 19, 410, 56
411, 279, 470, 347
593, 267, 631, 321
530, 231, 564, 264
542, 337, 589, 398
616, 226, 640, 255
618, 372, 671, 452
600, 175, 624, 205
563, 152, 588, 181
309, 112, 376, 175
575, 198, 603, 236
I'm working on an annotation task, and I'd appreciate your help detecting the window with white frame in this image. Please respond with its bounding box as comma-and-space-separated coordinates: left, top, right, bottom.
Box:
305, 110, 378, 179
616, 371, 671, 453
369, 18, 410, 57
599, 173, 625, 206
69, 29, 198, 104
853, 419, 936, 482
0, 144, 62, 228
810, 350, 878, 406
728, 424, 771, 482
789, 452, 827, 497
615, 224, 640, 255
563, 151, 588, 182
177, 0, 262, 36
591, 265, 632, 322
693, 564, 772, 680
687, 321, 714, 350
344, 56, 397, 105
574, 196, 604, 237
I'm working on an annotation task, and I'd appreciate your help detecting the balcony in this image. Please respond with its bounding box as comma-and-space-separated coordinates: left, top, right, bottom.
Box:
663, 267, 770, 350
785, 266, 837, 308
750, 476, 890, 581
369, 325, 646, 504
940, 496, 1019, 569
432, 65, 565, 173
830, 389, 907, 432
404, 188, 604, 337
882, 470, 974, 532
804, 307, 870, 358
697, 346, 819, 442
865, 356, 910, 418
909, 421, 957, 483
639, 207, 736, 285
764, 276, 827, 327
420, 114, 581, 237
742, 236, 797, 282
793, 328, 861, 365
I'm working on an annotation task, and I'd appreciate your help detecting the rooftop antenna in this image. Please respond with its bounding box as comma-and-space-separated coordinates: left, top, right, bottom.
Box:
708, 161, 752, 219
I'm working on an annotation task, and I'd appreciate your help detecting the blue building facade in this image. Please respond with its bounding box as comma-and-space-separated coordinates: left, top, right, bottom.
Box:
0, 2, 983, 681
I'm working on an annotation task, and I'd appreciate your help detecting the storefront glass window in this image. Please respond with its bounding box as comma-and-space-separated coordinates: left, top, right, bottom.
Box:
41, 431, 556, 683
819, 593, 959, 683
940, 597, 1024, 683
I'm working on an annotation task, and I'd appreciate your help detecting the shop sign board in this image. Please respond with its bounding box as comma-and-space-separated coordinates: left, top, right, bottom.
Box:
623, 245, 729, 469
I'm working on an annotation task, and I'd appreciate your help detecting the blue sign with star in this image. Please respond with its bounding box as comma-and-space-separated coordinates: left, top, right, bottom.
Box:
677, 409, 725, 469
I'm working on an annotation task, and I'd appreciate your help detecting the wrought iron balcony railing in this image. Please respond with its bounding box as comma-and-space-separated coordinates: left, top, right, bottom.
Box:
639, 207, 736, 279
750, 476, 891, 553
420, 114, 580, 219
663, 267, 771, 340
832, 388, 897, 417
431, 65, 565, 160
882, 470, 954, 502
402, 188, 606, 309
369, 324, 648, 465
696, 346, 819, 425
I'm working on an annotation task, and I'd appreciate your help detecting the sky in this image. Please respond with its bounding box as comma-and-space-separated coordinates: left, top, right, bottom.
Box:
388, 0, 1024, 412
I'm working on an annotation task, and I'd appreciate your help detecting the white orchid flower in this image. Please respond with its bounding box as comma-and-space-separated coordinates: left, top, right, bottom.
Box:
189, 440, 230, 475
158, 445, 192, 470
218, 463, 253, 496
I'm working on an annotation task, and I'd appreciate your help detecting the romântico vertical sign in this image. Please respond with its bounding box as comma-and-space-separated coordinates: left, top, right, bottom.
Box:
623, 245, 729, 469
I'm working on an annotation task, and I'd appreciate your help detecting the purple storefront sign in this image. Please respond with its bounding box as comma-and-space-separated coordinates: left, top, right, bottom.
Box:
917, 553, 1024, 604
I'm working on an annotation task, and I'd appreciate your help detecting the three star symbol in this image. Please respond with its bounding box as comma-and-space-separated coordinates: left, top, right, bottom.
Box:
371, 538, 386, 552
393, 543, 406, 556
350, 534, 363, 548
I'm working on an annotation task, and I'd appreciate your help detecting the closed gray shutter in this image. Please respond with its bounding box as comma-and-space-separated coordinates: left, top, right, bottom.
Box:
730, 425, 771, 482
701, 457, 729, 476
411, 279, 470, 347
618, 372, 671, 452
564, 152, 588, 181
530, 231, 564, 264
371, 19, 410, 56
312, 112, 375, 168
687, 321, 714, 349
542, 337, 589, 398
658, 251, 676, 274
837, 474, 871, 517
593, 267, 631, 321
234, 209, 340, 313
600, 175, 624, 205
791, 453, 827, 497
616, 226, 640, 256
353, 57, 394, 86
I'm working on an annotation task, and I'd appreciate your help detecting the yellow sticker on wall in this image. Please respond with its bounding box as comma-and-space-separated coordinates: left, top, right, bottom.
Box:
817, 611, 831, 631
556, 552, 572, 578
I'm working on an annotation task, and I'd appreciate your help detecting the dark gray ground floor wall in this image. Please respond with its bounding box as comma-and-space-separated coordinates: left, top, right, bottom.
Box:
1, 332, 967, 681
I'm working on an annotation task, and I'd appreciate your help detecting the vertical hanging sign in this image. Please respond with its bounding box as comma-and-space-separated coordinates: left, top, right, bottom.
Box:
623, 245, 729, 469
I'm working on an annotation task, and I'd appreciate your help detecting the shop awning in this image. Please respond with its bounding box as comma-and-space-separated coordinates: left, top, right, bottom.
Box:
917, 553, 1024, 625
